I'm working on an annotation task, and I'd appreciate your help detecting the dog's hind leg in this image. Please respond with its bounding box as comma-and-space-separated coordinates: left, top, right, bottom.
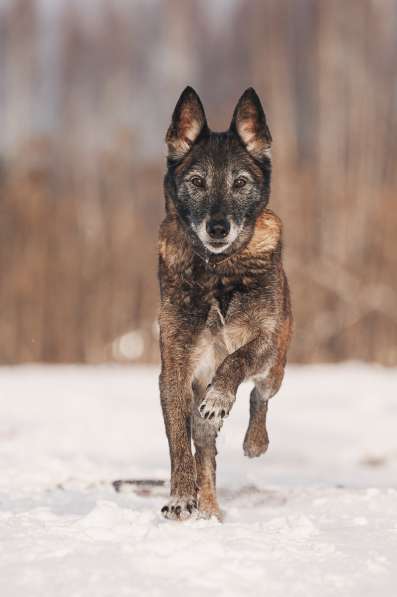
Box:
192, 379, 221, 520
243, 382, 270, 458
243, 363, 284, 458
243, 316, 291, 458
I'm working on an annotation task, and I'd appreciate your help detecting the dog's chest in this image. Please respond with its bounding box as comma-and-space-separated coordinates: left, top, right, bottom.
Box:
182, 268, 249, 318
198, 274, 250, 345
192, 282, 251, 383
187, 270, 259, 382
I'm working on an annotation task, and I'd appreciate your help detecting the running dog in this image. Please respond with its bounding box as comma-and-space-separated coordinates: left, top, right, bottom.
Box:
158, 87, 292, 520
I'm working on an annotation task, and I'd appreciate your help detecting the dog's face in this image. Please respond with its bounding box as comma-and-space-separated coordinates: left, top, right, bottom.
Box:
164, 87, 272, 256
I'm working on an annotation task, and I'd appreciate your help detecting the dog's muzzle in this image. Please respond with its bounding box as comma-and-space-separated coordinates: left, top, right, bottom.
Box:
193, 216, 241, 254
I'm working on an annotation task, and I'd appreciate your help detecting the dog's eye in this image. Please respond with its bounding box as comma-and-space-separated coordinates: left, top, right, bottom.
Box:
190, 176, 205, 189
233, 177, 247, 189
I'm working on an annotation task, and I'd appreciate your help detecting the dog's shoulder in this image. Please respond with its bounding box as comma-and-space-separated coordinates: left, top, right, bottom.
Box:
245, 209, 282, 256
159, 214, 192, 270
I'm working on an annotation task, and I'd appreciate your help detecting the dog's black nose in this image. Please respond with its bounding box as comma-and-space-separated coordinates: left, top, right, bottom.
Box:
206, 218, 230, 240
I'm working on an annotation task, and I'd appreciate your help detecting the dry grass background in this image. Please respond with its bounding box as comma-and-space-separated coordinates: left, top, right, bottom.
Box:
0, 0, 396, 365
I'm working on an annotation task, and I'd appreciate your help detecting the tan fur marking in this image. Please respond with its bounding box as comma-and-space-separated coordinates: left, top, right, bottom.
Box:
222, 320, 256, 354
245, 209, 282, 255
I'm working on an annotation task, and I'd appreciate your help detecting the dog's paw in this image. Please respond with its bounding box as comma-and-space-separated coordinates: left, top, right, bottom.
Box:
199, 386, 234, 430
198, 497, 223, 522
243, 428, 269, 458
161, 496, 198, 521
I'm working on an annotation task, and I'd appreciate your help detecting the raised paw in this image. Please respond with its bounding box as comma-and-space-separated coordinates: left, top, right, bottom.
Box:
198, 386, 234, 430
243, 427, 269, 458
161, 496, 198, 521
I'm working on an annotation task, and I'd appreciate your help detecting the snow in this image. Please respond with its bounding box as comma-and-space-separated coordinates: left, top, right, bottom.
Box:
0, 363, 396, 596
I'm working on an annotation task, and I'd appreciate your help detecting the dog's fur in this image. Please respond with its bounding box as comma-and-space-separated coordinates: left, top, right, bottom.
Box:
158, 87, 292, 520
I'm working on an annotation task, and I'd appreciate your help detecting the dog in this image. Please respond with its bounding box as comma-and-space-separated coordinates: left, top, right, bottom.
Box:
158, 87, 292, 520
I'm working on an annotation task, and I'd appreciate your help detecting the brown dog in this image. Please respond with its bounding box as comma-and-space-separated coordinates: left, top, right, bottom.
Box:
158, 87, 292, 520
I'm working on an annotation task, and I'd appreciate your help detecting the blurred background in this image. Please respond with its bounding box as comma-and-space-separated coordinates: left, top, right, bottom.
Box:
0, 0, 396, 366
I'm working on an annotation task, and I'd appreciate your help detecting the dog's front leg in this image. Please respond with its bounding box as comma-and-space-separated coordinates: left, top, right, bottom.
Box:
159, 304, 205, 520
199, 334, 272, 429
160, 361, 197, 520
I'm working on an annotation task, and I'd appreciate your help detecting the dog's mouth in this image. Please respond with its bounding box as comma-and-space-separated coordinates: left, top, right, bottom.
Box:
206, 240, 229, 253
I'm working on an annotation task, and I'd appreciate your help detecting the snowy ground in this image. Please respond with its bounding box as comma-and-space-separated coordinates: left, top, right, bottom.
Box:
0, 364, 396, 597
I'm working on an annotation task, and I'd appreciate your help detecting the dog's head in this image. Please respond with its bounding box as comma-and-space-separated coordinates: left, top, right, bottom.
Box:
164, 87, 272, 256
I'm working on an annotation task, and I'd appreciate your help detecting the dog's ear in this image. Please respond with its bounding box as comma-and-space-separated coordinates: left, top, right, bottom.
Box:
230, 88, 272, 160
166, 87, 208, 160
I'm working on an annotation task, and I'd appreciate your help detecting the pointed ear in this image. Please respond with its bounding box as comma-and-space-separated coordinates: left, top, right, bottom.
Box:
230, 88, 272, 160
166, 87, 208, 160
